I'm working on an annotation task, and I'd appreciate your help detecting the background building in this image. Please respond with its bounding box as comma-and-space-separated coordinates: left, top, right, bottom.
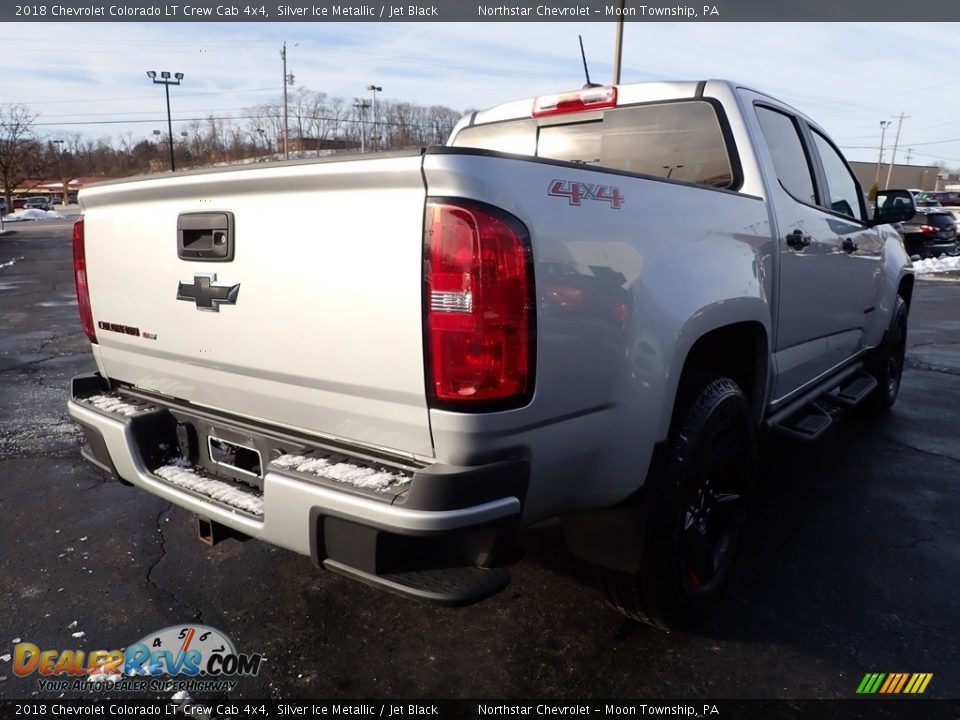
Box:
849, 162, 946, 192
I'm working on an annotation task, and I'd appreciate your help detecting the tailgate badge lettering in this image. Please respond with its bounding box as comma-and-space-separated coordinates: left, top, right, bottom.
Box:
177, 273, 240, 312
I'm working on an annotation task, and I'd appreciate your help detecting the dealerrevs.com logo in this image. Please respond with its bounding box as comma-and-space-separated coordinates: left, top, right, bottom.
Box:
13, 625, 263, 693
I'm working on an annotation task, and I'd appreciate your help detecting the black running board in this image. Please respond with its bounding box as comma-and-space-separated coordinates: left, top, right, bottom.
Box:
823, 372, 878, 409
323, 559, 510, 606
767, 364, 877, 441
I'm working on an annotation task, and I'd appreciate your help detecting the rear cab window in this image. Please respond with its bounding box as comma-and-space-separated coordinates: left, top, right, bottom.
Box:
450, 100, 738, 190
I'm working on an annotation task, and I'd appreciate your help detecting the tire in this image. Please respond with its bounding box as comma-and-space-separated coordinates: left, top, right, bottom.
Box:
596, 376, 757, 630
864, 296, 908, 412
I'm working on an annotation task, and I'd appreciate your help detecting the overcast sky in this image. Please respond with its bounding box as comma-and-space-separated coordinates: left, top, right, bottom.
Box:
3, 21, 960, 168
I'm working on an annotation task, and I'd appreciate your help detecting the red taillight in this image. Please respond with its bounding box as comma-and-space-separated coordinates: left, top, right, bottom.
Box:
532, 86, 617, 117
919, 224, 939, 234
424, 199, 534, 408
72, 217, 97, 343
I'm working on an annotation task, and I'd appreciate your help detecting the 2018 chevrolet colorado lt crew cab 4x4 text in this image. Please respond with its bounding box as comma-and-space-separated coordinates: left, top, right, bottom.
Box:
68, 80, 916, 628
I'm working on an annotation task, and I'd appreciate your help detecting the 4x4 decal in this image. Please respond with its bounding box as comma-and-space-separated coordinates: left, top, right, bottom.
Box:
548, 179, 624, 209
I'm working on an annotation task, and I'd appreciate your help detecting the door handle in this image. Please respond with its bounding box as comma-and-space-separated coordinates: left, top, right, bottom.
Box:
786, 230, 812, 248
841, 237, 858, 253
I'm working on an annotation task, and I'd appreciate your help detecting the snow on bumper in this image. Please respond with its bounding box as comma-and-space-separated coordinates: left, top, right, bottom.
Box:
67, 390, 521, 559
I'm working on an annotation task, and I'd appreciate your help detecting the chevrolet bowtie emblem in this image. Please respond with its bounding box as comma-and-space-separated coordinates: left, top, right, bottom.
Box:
177, 273, 240, 312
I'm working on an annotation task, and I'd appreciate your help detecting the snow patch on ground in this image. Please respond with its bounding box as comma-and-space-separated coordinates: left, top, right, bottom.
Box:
34, 299, 78, 307
84, 394, 149, 417
273, 454, 410, 493
0, 256, 24, 271
1, 209, 66, 222
154, 464, 264, 516
913, 255, 960, 274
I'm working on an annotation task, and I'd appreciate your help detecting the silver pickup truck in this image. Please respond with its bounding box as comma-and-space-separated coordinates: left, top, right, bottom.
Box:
67, 80, 916, 628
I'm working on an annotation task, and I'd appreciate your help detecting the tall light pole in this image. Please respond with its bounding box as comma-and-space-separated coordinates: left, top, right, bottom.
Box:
353, 98, 370, 153
52, 139, 66, 205
281, 42, 295, 159
367, 85, 382, 151
875, 120, 891, 189
146, 70, 183, 171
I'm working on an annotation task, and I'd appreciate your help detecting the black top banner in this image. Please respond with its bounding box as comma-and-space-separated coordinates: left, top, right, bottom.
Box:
3, 0, 960, 22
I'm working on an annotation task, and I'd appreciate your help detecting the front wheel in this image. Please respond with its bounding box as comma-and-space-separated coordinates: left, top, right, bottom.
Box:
596, 376, 757, 629
864, 296, 908, 412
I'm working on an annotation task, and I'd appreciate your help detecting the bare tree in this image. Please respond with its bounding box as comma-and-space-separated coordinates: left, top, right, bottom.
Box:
0, 104, 40, 210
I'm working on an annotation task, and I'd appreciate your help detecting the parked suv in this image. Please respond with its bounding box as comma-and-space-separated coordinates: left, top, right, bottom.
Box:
24, 197, 51, 211
912, 192, 942, 208
899, 208, 959, 258
930, 191, 960, 207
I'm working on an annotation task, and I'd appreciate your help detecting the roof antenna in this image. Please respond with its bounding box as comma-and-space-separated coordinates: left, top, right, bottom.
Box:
579, 35, 601, 89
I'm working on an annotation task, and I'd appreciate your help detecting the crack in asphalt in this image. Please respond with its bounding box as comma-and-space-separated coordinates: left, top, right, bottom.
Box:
0, 332, 85, 374
871, 432, 960, 465
145, 502, 204, 623
910, 339, 960, 348
905, 359, 960, 377
0, 355, 61, 374
878, 535, 938, 551
0, 447, 83, 462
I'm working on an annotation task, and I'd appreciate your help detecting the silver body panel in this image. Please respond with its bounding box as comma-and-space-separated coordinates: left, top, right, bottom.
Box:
80, 154, 434, 460
77, 80, 912, 531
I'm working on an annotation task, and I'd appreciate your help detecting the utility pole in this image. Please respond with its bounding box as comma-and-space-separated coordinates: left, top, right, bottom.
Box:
367, 85, 382, 151
884, 112, 909, 189
281, 42, 295, 159
353, 98, 370, 153
52, 139, 66, 205
905, 148, 914, 165
875, 120, 891, 189
612, 0, 626, 84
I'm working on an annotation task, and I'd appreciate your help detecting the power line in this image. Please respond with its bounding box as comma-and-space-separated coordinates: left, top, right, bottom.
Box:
8, 87, 280, 106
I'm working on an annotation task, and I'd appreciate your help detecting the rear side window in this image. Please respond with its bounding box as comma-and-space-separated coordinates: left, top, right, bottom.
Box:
452, 100, 736, 189
755, 106, 816, 205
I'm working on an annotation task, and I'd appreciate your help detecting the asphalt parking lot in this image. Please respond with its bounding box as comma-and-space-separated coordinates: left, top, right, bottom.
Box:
1, 219, 958, 704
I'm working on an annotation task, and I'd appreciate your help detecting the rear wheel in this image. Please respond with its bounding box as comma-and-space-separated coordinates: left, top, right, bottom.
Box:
864, 296, 908, 412
596, 376, 757, 629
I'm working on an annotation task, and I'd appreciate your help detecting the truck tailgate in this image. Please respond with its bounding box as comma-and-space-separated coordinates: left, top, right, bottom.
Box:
80, 153, 433, 459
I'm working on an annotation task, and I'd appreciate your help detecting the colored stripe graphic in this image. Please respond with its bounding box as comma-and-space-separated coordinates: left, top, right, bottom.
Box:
857, 673, 932, 694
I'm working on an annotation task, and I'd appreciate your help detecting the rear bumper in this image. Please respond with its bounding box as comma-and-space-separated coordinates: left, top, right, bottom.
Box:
68, 373, 526, 605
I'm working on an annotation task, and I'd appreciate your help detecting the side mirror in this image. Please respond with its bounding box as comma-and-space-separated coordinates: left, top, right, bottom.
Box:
872, 189, 916, 226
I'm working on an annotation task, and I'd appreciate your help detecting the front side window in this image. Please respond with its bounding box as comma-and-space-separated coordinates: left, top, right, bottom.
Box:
811, 130, 864, 222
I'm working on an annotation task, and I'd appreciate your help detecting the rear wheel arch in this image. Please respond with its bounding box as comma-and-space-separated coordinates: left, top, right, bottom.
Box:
669, 321, 769, 430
